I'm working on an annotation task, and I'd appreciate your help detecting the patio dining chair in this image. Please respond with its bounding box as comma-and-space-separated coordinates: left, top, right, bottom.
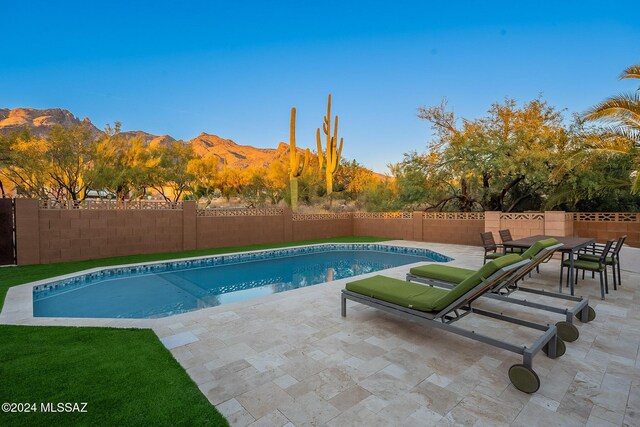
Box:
562, 240, 614, 300
578, 235, 626, 290
499, 229, 525, 254
480, 232, 504, 264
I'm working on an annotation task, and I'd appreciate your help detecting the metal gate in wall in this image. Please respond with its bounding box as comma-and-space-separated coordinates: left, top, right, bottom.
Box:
0, 198, 16, 265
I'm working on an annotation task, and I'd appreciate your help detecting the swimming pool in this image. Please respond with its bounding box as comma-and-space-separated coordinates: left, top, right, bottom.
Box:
33, 244, 451, 319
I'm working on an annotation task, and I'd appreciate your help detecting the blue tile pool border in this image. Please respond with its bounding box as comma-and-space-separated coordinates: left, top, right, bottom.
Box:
32, 243, 452, 301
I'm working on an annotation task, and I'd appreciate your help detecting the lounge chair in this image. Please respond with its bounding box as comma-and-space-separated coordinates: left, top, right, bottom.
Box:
342, 254, 564, 394
406, 238, 594, 343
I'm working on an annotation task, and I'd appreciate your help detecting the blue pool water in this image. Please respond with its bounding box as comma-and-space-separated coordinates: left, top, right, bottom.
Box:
33, 244, 449, 319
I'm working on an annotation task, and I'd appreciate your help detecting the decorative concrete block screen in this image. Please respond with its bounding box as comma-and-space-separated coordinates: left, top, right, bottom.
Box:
39, 199, 183, 210
422, 212, 485, 246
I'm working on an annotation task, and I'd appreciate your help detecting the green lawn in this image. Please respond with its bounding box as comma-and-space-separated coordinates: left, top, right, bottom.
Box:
0, 236, 387, 426
0, 326, 228, 426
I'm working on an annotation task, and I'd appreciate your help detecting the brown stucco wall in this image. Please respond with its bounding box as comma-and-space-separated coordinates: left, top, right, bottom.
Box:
28, 203, 638, 265
498, 218, 545, 240
196, 215, 285, 249
292, 218, 353, 241
353, 218, 413, 240
15, 199, 40, 265
422, 219, 484, 246
37, 209, 185, 264
574, 221, 639, 248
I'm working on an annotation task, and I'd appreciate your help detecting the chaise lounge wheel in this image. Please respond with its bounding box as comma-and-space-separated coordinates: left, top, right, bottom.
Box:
542, 336, 566, 358
556, 321, 579, 342
509, 364, 540, 394
581, 306, 596, 322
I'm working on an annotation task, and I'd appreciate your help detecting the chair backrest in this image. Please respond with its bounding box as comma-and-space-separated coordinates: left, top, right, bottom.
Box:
598, 240, 615, 264
499, 229, 513, 243
612, 235, 627, 256
480, 232, 497, 250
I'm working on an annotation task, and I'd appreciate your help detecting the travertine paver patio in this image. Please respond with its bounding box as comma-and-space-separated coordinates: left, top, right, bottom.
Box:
2, 241, 639, 426
152, 241, 640, 427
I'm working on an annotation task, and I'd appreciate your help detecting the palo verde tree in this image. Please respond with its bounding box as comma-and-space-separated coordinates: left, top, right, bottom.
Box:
147, 140, 197, 203
316, 94, 344, 199
0, 129, 51, 199
46, 124, 95, 200
89, 123, 155, 200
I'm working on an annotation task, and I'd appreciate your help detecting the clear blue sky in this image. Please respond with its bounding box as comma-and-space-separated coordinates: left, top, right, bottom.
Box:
2, 1, 639, 173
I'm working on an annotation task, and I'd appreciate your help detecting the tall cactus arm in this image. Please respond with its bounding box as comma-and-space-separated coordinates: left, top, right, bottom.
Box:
332, 137, 343, 172
316, 128, 324, 172
290, 107, 302, 178
317, 93, 344, 196
290, 107, 296, 149
303, 149, 311, 171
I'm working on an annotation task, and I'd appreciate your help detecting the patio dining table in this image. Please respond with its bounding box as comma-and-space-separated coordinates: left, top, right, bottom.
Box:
502, 235, 595, 296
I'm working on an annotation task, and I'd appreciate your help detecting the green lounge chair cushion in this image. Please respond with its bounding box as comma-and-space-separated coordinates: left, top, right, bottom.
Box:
432, 254, 521, 311
485, 252, 503, 260
409, 264, 474, 285
347, 254, 522, 312
410, 238, 556, 291
577, 254, 614, 264
346, 276, 450, 312
520, 238, 559, 260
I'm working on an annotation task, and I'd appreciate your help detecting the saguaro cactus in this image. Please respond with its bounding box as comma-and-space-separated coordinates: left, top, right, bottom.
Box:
289, 107, 310, 211
316, 94, 343, 196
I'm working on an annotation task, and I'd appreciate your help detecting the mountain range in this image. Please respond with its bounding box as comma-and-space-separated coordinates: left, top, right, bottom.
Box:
0, 107, 299, 169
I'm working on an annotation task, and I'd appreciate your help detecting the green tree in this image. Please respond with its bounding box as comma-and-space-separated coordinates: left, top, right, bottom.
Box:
414, 97, 569, 211
0, 130, 51, 199
46, 125, 94, 200
239, 168, 268, 207
264, 159, 289, 205
147, 140, 197, 203
334, 159, 379, 199
88, 123, 155, 200
187, 155, 220, 207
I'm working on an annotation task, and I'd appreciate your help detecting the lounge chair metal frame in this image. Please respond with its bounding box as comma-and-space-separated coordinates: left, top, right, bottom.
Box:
406, 244, 594, 342
342, 260, 562, 393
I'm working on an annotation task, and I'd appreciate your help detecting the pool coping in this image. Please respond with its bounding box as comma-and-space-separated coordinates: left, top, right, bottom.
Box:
0, 241, 454, 328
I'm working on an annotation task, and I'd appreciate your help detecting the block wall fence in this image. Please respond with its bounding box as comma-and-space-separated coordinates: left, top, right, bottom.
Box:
10, 199, 640, 265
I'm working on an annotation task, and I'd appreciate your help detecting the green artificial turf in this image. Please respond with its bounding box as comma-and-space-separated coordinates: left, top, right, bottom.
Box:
0, 326, 229, 426
0, 236, 388, 309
